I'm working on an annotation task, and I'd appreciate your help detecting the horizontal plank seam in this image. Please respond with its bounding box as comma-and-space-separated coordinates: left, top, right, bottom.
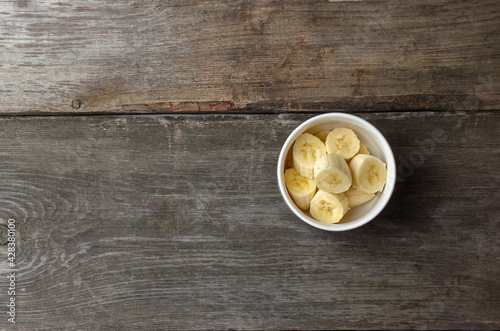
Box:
1, 109, 500, 117
0, 109, 497, 119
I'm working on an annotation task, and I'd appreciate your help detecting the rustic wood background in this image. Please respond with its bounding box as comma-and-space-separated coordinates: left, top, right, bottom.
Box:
0, 0, 499, 330
0, 0, 499, 114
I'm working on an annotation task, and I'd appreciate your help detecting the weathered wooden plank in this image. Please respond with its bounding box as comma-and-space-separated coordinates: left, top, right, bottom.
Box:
0, 0, 499, 114
0, 112, 498, 329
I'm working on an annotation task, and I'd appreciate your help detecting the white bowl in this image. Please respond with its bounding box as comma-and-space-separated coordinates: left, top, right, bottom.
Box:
277, 113, 396, 231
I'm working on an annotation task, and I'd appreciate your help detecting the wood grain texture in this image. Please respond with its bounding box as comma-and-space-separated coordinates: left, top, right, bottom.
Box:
0, 112, 498, 329
0, 0, 499, 114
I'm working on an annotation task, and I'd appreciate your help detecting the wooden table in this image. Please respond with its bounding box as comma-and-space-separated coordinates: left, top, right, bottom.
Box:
0, 1, 499, 329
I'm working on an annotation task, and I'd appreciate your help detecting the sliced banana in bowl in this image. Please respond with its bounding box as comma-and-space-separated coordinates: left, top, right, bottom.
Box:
325, 127, 360, 159
292, 133, 326, 178
310, 190, 349, 224
284, 168, 316, 211
349, 154, 388, 194
314, 154, 352, 194
344, 185, 376, 208
277, 113, 396, 231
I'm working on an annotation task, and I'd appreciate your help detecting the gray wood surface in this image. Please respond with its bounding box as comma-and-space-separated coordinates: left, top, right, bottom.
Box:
0, 0, 499, 114
1, 0, 499, 329
0, 112, 498, 329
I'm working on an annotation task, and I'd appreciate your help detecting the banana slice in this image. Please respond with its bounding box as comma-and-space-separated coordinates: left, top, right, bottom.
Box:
292, 133, 326, 178
314, 130, 330, 142
346, 143, 370, 163
314, 154, 352, 193
349, 154, 387, 193
344, 185, 376, 207
284, 168, 317, 210
325, 128, 360, 159
310, 190, 349, 224
358, 143, 370, 155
